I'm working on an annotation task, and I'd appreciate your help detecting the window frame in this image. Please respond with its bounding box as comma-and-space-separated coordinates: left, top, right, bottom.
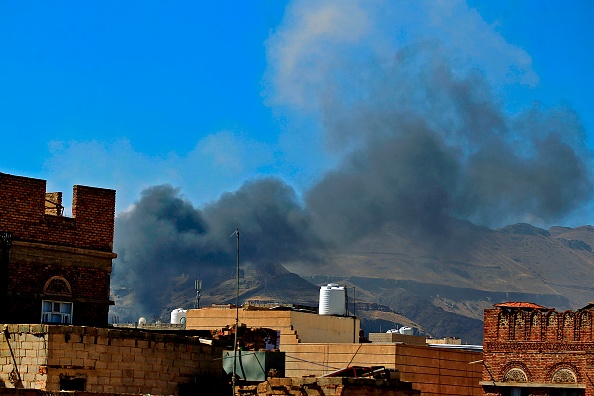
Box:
41, 300, 73, 324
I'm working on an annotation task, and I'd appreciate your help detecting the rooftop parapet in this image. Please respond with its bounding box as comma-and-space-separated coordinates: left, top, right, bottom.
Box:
0, 173, 115, 251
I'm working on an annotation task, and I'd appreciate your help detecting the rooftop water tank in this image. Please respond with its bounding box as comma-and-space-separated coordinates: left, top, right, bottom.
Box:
319, 283, 346, 316
170, 308, 187, 324
399, 326, 414, 335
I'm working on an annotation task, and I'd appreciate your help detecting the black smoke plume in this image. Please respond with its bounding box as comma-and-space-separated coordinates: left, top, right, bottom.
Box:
112, 19, 593, 321
112, 180, 325, 318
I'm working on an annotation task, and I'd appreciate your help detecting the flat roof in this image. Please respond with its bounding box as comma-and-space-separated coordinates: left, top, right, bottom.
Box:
494, 302, 548, 310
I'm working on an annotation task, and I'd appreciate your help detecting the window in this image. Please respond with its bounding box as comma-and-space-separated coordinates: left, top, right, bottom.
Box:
60, 375, 85, 391
41, 300, 73, 324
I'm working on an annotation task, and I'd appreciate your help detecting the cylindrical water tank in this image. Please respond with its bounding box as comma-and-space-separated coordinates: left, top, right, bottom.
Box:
170, 308, 187, 324
319, 283, 346, 316
399, 326, 413, 335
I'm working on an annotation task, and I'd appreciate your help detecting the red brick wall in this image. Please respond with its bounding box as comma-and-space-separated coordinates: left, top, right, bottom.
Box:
0, 173, 115, 251
0, 173, 116, 327
483, 307, 593, 395
6, 257, 111, 327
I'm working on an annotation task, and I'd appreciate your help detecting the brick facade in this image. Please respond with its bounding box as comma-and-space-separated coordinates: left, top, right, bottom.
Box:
0, 173, 116, 327
482, 303, 593, 395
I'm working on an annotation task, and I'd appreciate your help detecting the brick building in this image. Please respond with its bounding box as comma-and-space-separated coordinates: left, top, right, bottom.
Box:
0, 173, 116, 327
482, 302, 593, 396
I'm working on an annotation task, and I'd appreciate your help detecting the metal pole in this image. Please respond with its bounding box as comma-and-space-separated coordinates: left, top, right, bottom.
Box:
353, 286, 357, 343
232, 228, 240, 396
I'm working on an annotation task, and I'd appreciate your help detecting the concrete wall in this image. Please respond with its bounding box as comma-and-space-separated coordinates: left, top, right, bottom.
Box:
291, 311, 359, 343
281, 343, 483, 396
186, 306, 360, 344
0, 324, 222, 395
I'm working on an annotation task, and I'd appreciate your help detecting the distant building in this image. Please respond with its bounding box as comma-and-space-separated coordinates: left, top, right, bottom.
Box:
186, 304, 483, 395
482, 301, 593, 396
368, 332, 427, 346
0, 172, 116, 327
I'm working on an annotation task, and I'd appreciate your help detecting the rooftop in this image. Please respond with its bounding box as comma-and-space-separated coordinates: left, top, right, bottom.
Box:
493, 301, 548, 310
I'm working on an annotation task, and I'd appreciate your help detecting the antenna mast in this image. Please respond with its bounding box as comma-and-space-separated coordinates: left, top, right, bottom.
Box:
231, 228, 240, 396
194, 279, 202, 309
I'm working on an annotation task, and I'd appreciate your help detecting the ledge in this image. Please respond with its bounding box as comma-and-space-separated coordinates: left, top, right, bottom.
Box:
480, 381, 586, 389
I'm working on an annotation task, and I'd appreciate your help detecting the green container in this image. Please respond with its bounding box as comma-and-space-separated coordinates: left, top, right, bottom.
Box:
222, 350, 285, 381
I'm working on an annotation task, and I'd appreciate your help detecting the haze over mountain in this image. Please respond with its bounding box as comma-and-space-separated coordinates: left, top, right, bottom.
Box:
109, 182, 594, 344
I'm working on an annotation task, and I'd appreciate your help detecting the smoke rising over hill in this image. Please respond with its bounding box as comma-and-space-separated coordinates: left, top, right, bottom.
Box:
112, 1, 593, 319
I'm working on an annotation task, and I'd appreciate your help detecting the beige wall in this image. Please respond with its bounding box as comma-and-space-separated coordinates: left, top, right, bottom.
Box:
185, 307, 481, 395
0, 324, 221, 395
290, 311, 359, 343
281, 343, 483, 396
185, 306, 360, 344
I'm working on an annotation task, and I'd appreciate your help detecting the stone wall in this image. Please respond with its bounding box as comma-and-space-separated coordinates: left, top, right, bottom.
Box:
0, 324, 222, 395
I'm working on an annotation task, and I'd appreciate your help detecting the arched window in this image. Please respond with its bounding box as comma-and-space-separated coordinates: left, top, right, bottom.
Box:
41, 276, 73, 324
43, 276, 72, 296
503, 368, 528, 383
551, 368, 577, 384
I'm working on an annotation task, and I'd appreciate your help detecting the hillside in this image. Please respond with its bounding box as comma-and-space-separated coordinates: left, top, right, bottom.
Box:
110, 220, 594, 345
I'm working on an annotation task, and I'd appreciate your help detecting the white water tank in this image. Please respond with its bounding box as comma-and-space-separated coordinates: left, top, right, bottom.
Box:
170, 308, 187, 324
399, 326, 414, 335
319, 284, 346, 316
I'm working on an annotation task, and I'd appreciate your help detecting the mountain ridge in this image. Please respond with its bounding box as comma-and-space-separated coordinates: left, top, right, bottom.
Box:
110, 220, 594, 345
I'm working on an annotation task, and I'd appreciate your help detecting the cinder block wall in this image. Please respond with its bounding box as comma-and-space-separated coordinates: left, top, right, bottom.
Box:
0, 324, 222, 395
0, 324, 48, 390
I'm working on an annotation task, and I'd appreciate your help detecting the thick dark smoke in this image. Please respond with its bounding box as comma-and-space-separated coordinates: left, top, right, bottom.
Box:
113, 179, 324, 318
305, 48, 592, 243
112, 3, 593, 319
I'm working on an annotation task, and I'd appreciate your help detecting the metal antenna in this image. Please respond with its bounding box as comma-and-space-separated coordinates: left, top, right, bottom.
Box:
230, 228, 240, 396
194, 278, 202, 309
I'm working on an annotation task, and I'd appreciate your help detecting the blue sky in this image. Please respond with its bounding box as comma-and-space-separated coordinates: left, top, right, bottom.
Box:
1, 1, 593, 227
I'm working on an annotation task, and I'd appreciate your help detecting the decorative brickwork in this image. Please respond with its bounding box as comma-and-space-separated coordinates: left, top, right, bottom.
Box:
0, 173, 116, 327
482, 303, 592, 395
